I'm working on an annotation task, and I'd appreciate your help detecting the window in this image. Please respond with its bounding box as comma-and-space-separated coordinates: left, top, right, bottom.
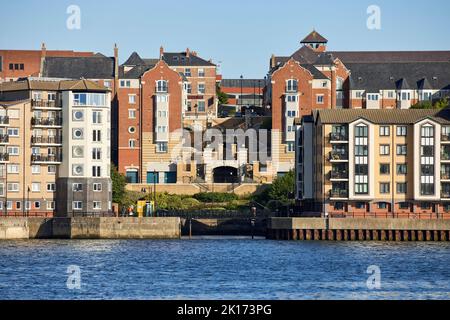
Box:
198, 101, 206, 112
48, 165, 57, 174
316, 95, 324, 104
6, 201, 12, 210
92, 148, 102, 160
287, 110, 296, 117
73, 164, 84, 176
397, 145, 407, 156
72, 128, 84, 140
92, 166, 101, 177
286, 95, 297, 103
156, 80, 168, 93
73, 183, 83, 192
128, 109, 136, 119
286, 79, 298, 92
128, 95, 136, 104
399, 202, 410, 210
378, 202, 388, 209
380, 183, 390, 194
104, 80, 111, 88
73, 110, 84, 121
287, 142, 295, 152
396, 126, 407, 136
420, 202, 432, 210
186, 83, 192, 94
93, 130, 102, 142
387, 91, 395, 99
198, 83, 205, 94
0, 184, 3, 197
47, 201, 55, 210
368, 94, 379, 101
128, 126, 136, 134
7, 183, 19, 192
31, 183, 40, 192
355, 202, 366, 210
47, 93, 56, 101
355, 183, 368, 194
93, 183, 102, 192
7, 146, 19, 156
92, 111, 102, 124
47, 183, 56, 192
73, 146, 84, 158
73, 201, 83, 210
120, 80, 131, 88
129, 139, 136, 148
397, 164, 407, 175
157, 126, 167, 133
355, 91, 362, 98
31, 165, 41, 174
7, 164, 19, 174
156, 142, 168, 153
7, 128, 19, 137
73, 93, 106, 106
379, 126, 390, 136
198, 68, 205, 77
397, 183, 407, 194
184, 68, 191, 77
380, 164, 390, 175
16, 201, 21, 210
421, 145, 434, 157
158, 111, 167, 117
93, 201, 102, 210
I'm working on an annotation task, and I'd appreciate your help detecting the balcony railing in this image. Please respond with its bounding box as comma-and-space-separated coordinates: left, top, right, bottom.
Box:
31, 136, 62, 145
442, 134, 450, 142
442, 191, 450, 199
329, 133, 348, 142
31, 117, 62, 126
0, 134, 9, 144
330, 171, 349, 180
329, 151, 348, 161
330, 190, 349, 198
31, 99, 61, 109
0, 116, 9, 125
31, 154, 62, 163
442, 152, 450, 161
0, 153, 9, 162
442, 173, 450, 180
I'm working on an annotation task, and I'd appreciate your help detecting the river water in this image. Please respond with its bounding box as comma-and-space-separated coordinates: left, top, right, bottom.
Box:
0, 237, 449, 300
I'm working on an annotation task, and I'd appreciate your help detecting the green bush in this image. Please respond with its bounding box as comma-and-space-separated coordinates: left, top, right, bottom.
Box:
193, 192, 238, 203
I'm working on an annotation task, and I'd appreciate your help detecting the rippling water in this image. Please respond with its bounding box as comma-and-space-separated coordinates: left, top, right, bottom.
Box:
0, 238, 449, 300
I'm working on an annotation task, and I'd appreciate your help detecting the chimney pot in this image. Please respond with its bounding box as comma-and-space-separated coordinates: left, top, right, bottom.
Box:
160, 46, 164, 59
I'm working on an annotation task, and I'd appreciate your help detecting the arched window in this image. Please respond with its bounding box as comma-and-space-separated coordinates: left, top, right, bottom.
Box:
156, 80, 168, 93
286, 79, 298, 92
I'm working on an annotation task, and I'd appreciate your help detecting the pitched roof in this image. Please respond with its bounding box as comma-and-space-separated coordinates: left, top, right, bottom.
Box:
0, 78, 109, 93
314, 108, 450, 125
290, 45, 321, 64
123, 52, 145, 66
396, 78, 411, 90
347, 62, 450, 92
162, 52, 215, 67
301, 31, 328, 44
42, 56, 115, 79
331, 51, 450, 63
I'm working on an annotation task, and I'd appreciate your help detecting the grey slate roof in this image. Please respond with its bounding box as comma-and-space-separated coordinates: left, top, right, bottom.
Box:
123, 52, 145, 66
347, 62, 450, 92
42, 56, 115, 79
221, 79, 265, 88
162, 52, 215, 67
301, 31, 328, 44
331, 51, 450, 63
314, 108, 450, 125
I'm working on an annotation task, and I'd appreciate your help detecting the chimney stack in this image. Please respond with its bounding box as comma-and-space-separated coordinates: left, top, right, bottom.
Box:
39, 43, 47, 77
270, 54, 276, 69
186, 48, 190, 58
113, 43, 119, 96
160, 46, 164, 59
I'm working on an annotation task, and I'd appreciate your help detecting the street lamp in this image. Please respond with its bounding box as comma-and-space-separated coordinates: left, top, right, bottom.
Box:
27, 186, 30, 217
240, 75, 244, 114
153, 169, 157, 217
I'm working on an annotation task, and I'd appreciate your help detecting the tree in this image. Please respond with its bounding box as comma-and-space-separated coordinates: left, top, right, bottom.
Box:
267, 170, 295, 207
111, 165, 127, 205
216, 84, 229, 106
411, 97, 449, 110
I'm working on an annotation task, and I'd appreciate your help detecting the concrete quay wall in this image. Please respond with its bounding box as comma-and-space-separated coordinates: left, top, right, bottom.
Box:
0, 217, 181, 240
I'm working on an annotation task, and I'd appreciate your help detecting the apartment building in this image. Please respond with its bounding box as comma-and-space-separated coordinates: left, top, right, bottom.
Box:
0, 44, 94, 82
0, 78, 112, 216
266, 30, 450, 178
296, 109, 450, 217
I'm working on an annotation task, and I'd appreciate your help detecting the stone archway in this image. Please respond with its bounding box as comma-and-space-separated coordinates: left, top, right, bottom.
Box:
213, 166, 239, 183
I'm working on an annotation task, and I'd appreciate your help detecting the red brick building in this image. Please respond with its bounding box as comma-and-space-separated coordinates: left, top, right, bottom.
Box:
0, 44, 93, 82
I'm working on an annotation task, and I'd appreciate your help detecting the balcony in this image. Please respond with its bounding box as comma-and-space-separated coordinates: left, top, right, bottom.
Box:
442, 152, 450, 161
329, 151, 348, 161
442, 134, 450, 143
329, 190, 349, 199
330, 171, 349, 180
31, 136, 62, 145
31, 117, 62, 127
0, 116, 9, 126
441, 190, 450, 199
0, 153, 9, 162
0, 134, 9, 144
31, 99, 61, 109
31, 154, 62, 163
329, 133, 348, 143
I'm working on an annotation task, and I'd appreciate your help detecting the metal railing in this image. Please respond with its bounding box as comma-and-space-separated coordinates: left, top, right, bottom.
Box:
329, 151, 348, 161
31, 136, 63, 144
31, 99, 61, 108
330, 171, 349, 180
329, 133, 348, 142
0, 116, 9, 125
329, 212, 450, 220
0, 134, 9, 143
31, 117, 63, 126
329, 190, 349, 198
31, 154, 62, 163
0, 153, 9, 162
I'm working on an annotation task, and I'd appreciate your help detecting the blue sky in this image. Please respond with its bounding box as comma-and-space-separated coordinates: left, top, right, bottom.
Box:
1, 0, 450, 78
